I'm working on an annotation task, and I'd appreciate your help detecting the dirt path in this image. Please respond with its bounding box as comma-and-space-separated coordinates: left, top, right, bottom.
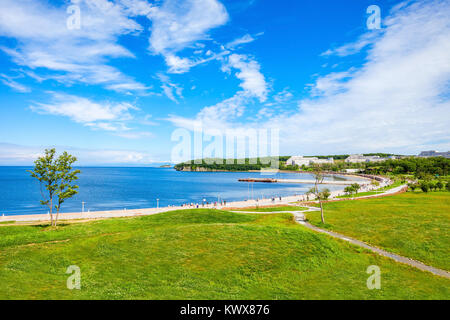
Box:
235, 206, 450, 279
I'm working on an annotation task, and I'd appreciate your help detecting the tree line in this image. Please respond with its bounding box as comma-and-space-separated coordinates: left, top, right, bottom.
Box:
175, 156, 450, 177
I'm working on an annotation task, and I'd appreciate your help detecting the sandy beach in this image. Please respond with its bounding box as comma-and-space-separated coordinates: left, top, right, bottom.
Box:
0, 174, 393, 223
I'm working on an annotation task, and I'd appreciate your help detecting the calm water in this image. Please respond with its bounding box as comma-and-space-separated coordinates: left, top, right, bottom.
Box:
0, 167, 364, 216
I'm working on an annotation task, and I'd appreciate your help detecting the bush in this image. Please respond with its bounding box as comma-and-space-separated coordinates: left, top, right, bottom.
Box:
429, 182, 437, 191
344, 186, 354, 195
407, 182, 418, 192
420, 182, 430, 193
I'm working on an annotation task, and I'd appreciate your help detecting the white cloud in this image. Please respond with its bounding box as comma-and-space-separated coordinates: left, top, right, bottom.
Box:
273, 88, 293, 103
29, 92, 156, 140
0, 142, 157, 165
307, 70, 354, 97
148, 0, 228, 54
168, 92, 248, 131
225, 54, 268, 102
226, 34, 255, 49
31, 93, 137, 123
321, 32, 381, 57
164, 54, 196, 74
0, 74, 30, 93
157, 73, 183, 103
0, 0, 150, 93
147, 0, 229, 73
168, 0, 450, 155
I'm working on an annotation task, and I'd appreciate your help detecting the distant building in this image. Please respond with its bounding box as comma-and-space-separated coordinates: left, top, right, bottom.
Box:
345, 154, 387, 163
344, 168, 362, 173
286, 156, 334, 167
418, 151, 450, 158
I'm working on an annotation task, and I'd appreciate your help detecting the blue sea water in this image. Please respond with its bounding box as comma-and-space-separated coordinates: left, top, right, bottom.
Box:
0, 167, 363, 216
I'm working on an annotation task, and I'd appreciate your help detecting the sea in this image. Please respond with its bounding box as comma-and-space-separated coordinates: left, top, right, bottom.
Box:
0, 167, 366, 216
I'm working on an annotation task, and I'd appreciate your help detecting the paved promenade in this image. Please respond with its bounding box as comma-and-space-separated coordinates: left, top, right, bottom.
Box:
1, 176, 393, 223
231, 204, 450, 279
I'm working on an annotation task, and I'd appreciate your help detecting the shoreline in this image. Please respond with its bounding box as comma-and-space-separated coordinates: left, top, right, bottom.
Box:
0, 174, 391, 223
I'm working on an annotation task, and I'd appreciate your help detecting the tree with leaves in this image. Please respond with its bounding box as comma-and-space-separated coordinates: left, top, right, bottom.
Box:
407, 182, 418, 192
310, 165, 328, 223
28, 149, 81, 227
350, 183, 361, 194
344, 186, 354, 196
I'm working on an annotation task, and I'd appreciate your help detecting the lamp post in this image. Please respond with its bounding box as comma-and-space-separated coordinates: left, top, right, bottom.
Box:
157, 199, 159, 208
82, 201, 86, 213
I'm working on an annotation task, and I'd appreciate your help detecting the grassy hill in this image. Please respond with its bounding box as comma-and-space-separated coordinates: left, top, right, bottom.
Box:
306, 192, 450, 270
0, 207, 448, 299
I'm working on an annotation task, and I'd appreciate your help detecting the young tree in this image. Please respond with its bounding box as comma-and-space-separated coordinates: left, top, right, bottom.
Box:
29, 149, 80, 227
420, 181, 430, 193
305, 189, 313, 201
319, 188, 331, 201
351, 183, 361, 194
311, 165, 327, 223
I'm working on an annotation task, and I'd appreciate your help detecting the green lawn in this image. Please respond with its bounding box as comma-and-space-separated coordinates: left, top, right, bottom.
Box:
0, 208, 448, 299
233, 206, 308, 212
336, 180, 405, 199
306, 192, 450, 271
336, 191, 381, 199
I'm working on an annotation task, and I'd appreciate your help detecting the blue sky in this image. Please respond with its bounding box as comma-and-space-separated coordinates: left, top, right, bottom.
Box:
0, 0, 449, 165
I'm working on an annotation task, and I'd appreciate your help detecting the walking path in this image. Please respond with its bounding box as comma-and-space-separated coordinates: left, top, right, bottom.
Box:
233, 206, 450, 279
0, 179, 401, 223
3, 178, 448, 279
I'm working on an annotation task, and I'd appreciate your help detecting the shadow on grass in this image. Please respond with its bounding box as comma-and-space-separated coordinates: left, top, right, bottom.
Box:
31, 223, 71, 230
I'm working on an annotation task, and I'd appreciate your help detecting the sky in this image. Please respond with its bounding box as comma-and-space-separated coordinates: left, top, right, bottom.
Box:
0, 0, 449, 165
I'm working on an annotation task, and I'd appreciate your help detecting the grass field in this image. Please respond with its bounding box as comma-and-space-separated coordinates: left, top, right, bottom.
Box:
336, 191, 381, 199
306, 192, 450, 270
0, 208, 448, 299
232, 206, 308, 212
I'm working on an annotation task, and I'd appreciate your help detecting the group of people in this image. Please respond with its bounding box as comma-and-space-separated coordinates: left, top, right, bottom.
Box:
179, 200, 228, 209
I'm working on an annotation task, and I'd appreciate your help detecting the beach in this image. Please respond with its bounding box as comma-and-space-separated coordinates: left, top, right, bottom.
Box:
0, 174, 393, 223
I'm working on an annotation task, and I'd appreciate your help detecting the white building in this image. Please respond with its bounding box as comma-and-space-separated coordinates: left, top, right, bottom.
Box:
345, 154, 387, 163
286, 156, 334, 167
418, 151, 450, 158
344, 168, 362, 173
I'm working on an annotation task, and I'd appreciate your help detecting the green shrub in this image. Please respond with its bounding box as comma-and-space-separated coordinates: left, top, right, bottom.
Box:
420, 182, 430, 193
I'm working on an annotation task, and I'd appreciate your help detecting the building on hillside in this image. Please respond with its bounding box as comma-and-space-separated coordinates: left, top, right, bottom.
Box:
418, 151, 450, 158
345, 154, 387, 163
344, 168, 362, 173
286, 156, 334, 167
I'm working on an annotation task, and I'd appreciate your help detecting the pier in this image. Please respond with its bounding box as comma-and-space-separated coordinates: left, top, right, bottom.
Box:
238, 178, 369, 185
